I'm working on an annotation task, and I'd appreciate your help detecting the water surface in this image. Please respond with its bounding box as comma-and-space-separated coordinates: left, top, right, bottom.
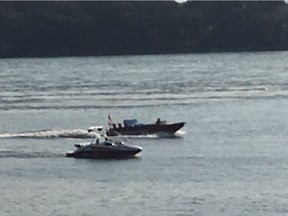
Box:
1, 52, 288, 216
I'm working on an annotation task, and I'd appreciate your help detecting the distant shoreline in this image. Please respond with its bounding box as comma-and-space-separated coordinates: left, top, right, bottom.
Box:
1, 1, 288, 58
1, 48, 288, 59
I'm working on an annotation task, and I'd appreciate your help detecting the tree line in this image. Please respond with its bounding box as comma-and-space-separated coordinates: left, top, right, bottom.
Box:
1, 1, 288, 58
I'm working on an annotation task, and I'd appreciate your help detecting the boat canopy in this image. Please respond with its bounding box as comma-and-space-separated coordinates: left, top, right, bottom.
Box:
124, 119, 138, 127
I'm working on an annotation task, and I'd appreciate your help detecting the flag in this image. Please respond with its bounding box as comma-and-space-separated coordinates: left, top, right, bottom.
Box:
108, 114, 113, 127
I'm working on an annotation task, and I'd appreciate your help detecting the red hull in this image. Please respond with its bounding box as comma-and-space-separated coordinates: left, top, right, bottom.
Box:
107, 122, 185, 136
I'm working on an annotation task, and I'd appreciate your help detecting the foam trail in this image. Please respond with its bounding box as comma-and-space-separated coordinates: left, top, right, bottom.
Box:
0, 129, 94, 139
156, 130, 185, 138
108, 130, 186, 139
175, 130, 186, 136
0, 129, 186, 139
0, 150, 65, 158
109, 134, 159, 140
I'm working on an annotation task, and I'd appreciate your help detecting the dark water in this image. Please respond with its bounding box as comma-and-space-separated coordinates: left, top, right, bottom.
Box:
1, 52, 288, 215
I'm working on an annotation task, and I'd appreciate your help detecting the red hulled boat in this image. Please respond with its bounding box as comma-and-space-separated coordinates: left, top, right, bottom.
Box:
106, 117, 185, 137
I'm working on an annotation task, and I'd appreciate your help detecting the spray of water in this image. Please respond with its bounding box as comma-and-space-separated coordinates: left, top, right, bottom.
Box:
175, 0, 188, 4
0, 129, 93, 139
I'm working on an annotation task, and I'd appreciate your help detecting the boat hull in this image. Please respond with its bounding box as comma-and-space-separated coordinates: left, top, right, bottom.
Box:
66, 146, 141, 159
107, 122, 185, 136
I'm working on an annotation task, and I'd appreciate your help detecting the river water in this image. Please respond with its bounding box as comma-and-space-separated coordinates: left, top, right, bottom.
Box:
1, 51, 288, 216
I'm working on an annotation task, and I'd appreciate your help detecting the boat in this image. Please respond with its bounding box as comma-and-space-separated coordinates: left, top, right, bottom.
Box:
66, 137, 142, 159
106, 117, 185, 137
